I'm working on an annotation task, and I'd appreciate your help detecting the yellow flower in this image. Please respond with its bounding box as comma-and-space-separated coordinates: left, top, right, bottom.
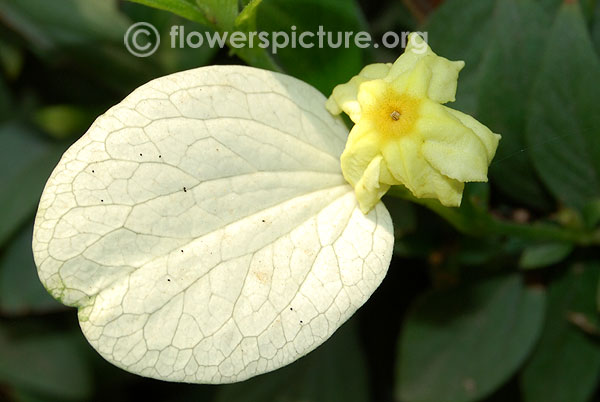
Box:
326, 33, 501, 213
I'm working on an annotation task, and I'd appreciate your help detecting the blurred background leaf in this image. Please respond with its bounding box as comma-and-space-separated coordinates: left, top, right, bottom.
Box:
526, 2, 600, 211
423, 0, 495, 114
0, 325, 93, 400
593, 1, 600, 55
0, 222, 64, 316
425, 0, 557, 210
476, 0, 554, 210
0, 123, 65, 247
519, 242, 573, 270
214, 321, 369, 402
396, 275, 546, 402
520, 263, 600, 402
127, 0, 212, 26
255, 0, 368, 94
0, 0, 130, 55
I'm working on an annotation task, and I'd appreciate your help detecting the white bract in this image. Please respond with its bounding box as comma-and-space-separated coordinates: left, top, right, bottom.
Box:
32, 66, 394, 383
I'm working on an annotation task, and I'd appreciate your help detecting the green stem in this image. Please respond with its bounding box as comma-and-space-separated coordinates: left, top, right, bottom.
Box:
387, 187, 600, 246
485, 216, 597, 245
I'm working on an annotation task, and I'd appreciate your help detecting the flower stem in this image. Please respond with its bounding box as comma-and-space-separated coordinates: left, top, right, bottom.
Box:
387, 187, 600, 245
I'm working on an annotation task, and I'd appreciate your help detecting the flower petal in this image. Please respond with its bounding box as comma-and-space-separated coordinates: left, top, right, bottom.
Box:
326, 63, 391, 123
445, 107, 502, 162
386, 33, 465, 104
382, 136, 464, 206
340, 121, 381, 186
354, 155, 391, 214
386, 58, 432, 99
417, 102, 490, 182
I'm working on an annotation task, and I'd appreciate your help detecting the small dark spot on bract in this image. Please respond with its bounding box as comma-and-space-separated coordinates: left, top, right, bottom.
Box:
158, 155, 162, 158
183, 187, 187, 192
167, 278, 171, 282
181, 249, 184, 253
299, 320, 303, 324
262, 219, 265, 223
140, 153, 143, 156
290, 307, 293, 311
92, 170, 95, 173
100, 199, 104, 202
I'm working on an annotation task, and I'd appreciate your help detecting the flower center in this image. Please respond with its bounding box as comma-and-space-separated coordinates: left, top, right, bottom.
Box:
363, 89, 421, 139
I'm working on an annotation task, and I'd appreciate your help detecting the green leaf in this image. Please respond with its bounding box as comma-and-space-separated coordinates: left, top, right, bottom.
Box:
0, 122, 66, 247
255, 0, 367, 94
154, 25, 219, 73
396, 274, 546, 402
0, 0, 158, 95
228, 0, 270, 70
0, 0, 130, 55
526, 2, 600, 210
521, 263, 600, 402
580, 0, 598, 22
235, 0, 263, 31
119, 3, 218, 77
0, 327, 92, 400
424, 0, 496, 114
519, 242, 573, 269
582, 199, 600, 228
127, 0, 211, 26
214, 322, 369, 402
134, 0, 240, 30
593, 1, 600, 55
426, 0, 554, 209
128, 0, 279, 71
477, 0, 553, 209
231, 0, 279, 70
0, 223, 64, 315
196, 0, 238, 30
